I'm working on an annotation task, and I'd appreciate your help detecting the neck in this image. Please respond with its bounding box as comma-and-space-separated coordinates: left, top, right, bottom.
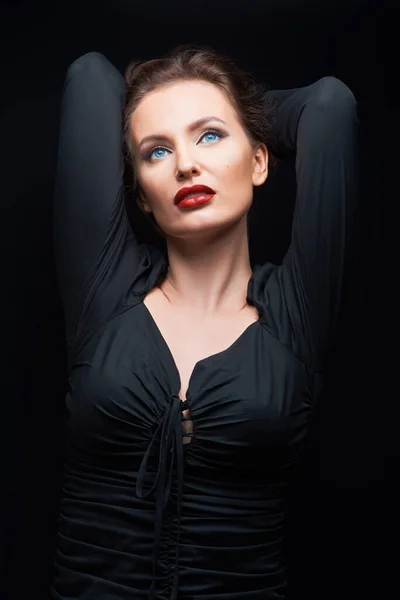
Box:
161, 217, 252, 317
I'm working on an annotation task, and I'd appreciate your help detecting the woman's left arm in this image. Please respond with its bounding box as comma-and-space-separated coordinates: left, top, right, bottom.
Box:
266, 77, 359, 372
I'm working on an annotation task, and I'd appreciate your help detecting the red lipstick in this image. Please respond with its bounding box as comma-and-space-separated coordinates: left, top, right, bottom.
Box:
174, 184, 216, 208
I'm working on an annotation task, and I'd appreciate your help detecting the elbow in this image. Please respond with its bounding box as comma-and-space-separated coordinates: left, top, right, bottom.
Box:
66, 51, 108, 78
313, 76, 358, 113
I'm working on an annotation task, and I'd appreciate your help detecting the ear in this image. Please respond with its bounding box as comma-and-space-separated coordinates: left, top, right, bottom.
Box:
252, 143, 269, 187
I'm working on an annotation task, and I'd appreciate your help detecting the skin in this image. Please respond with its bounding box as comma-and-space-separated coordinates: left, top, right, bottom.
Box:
128, 79, 269, 318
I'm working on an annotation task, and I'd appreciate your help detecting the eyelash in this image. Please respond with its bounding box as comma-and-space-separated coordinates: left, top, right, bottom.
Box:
144, 128, 226, 161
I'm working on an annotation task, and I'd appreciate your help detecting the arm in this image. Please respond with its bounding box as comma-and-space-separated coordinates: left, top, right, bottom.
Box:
53, 52, 139, 343
266, 77, 359, 372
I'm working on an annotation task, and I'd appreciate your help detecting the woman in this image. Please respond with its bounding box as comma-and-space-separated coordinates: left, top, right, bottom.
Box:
51, 45, 359, 600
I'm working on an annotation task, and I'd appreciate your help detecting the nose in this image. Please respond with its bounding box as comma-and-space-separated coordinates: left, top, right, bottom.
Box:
175, 148, 201, 180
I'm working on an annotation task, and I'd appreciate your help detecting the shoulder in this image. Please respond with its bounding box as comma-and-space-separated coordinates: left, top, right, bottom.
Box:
247, 262, 313, 367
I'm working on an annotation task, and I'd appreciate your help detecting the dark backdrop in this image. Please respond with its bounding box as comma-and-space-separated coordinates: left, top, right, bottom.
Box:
0, 1, 394, 598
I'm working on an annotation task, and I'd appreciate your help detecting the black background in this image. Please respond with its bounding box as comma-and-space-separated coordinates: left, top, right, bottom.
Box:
0, 1, 395, 599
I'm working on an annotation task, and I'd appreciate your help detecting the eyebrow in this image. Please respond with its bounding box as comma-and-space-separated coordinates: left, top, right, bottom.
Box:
138, 116, 227, 150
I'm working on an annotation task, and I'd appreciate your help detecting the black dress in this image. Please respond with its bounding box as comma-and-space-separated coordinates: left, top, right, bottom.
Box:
51, 52, 359, 600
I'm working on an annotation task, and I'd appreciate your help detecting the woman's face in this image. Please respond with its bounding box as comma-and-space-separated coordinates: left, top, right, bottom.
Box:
129, 79, 268, 239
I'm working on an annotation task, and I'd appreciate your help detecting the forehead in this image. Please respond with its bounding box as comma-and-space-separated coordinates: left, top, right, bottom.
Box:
130, 80, 239, 141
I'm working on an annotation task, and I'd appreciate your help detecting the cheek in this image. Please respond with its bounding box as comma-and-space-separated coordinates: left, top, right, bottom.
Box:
138, 168, 169, 208
221, 153, 254, 184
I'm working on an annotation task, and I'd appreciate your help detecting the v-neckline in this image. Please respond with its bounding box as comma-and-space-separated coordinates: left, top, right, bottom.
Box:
141, 300, 260, 400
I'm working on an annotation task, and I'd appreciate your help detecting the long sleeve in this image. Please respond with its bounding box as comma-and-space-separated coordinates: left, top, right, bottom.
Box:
258, 77, 359, 372
53, 52, 141, 344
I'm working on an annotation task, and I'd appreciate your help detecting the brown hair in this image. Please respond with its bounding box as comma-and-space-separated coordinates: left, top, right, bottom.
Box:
123, 44, 278, 233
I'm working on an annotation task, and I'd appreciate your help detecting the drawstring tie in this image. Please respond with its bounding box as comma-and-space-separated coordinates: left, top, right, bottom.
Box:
136, 394, 190, 600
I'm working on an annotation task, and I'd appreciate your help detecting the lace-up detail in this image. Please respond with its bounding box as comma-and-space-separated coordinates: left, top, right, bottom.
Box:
180, 399, 194, 445
136, 395, 193, 599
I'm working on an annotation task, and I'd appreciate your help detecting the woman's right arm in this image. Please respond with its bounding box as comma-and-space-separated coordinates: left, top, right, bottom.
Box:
53, 52, 139, 343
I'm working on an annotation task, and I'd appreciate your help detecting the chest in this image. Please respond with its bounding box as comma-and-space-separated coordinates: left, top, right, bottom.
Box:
143, 291, 259, 401
67, 304, 314, 468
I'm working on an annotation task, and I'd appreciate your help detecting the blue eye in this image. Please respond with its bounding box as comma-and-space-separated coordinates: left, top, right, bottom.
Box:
145, 128, 225, 161
148, 147, 169, 161
201, 130, 221, 144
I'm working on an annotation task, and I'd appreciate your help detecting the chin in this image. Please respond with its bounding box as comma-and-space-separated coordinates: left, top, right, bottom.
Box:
166, 213, 246, 241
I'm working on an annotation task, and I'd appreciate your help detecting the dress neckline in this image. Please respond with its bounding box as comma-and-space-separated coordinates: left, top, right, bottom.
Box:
141, 300, 260, 400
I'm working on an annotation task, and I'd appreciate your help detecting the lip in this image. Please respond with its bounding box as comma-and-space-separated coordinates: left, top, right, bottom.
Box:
174, 184, 216, 205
